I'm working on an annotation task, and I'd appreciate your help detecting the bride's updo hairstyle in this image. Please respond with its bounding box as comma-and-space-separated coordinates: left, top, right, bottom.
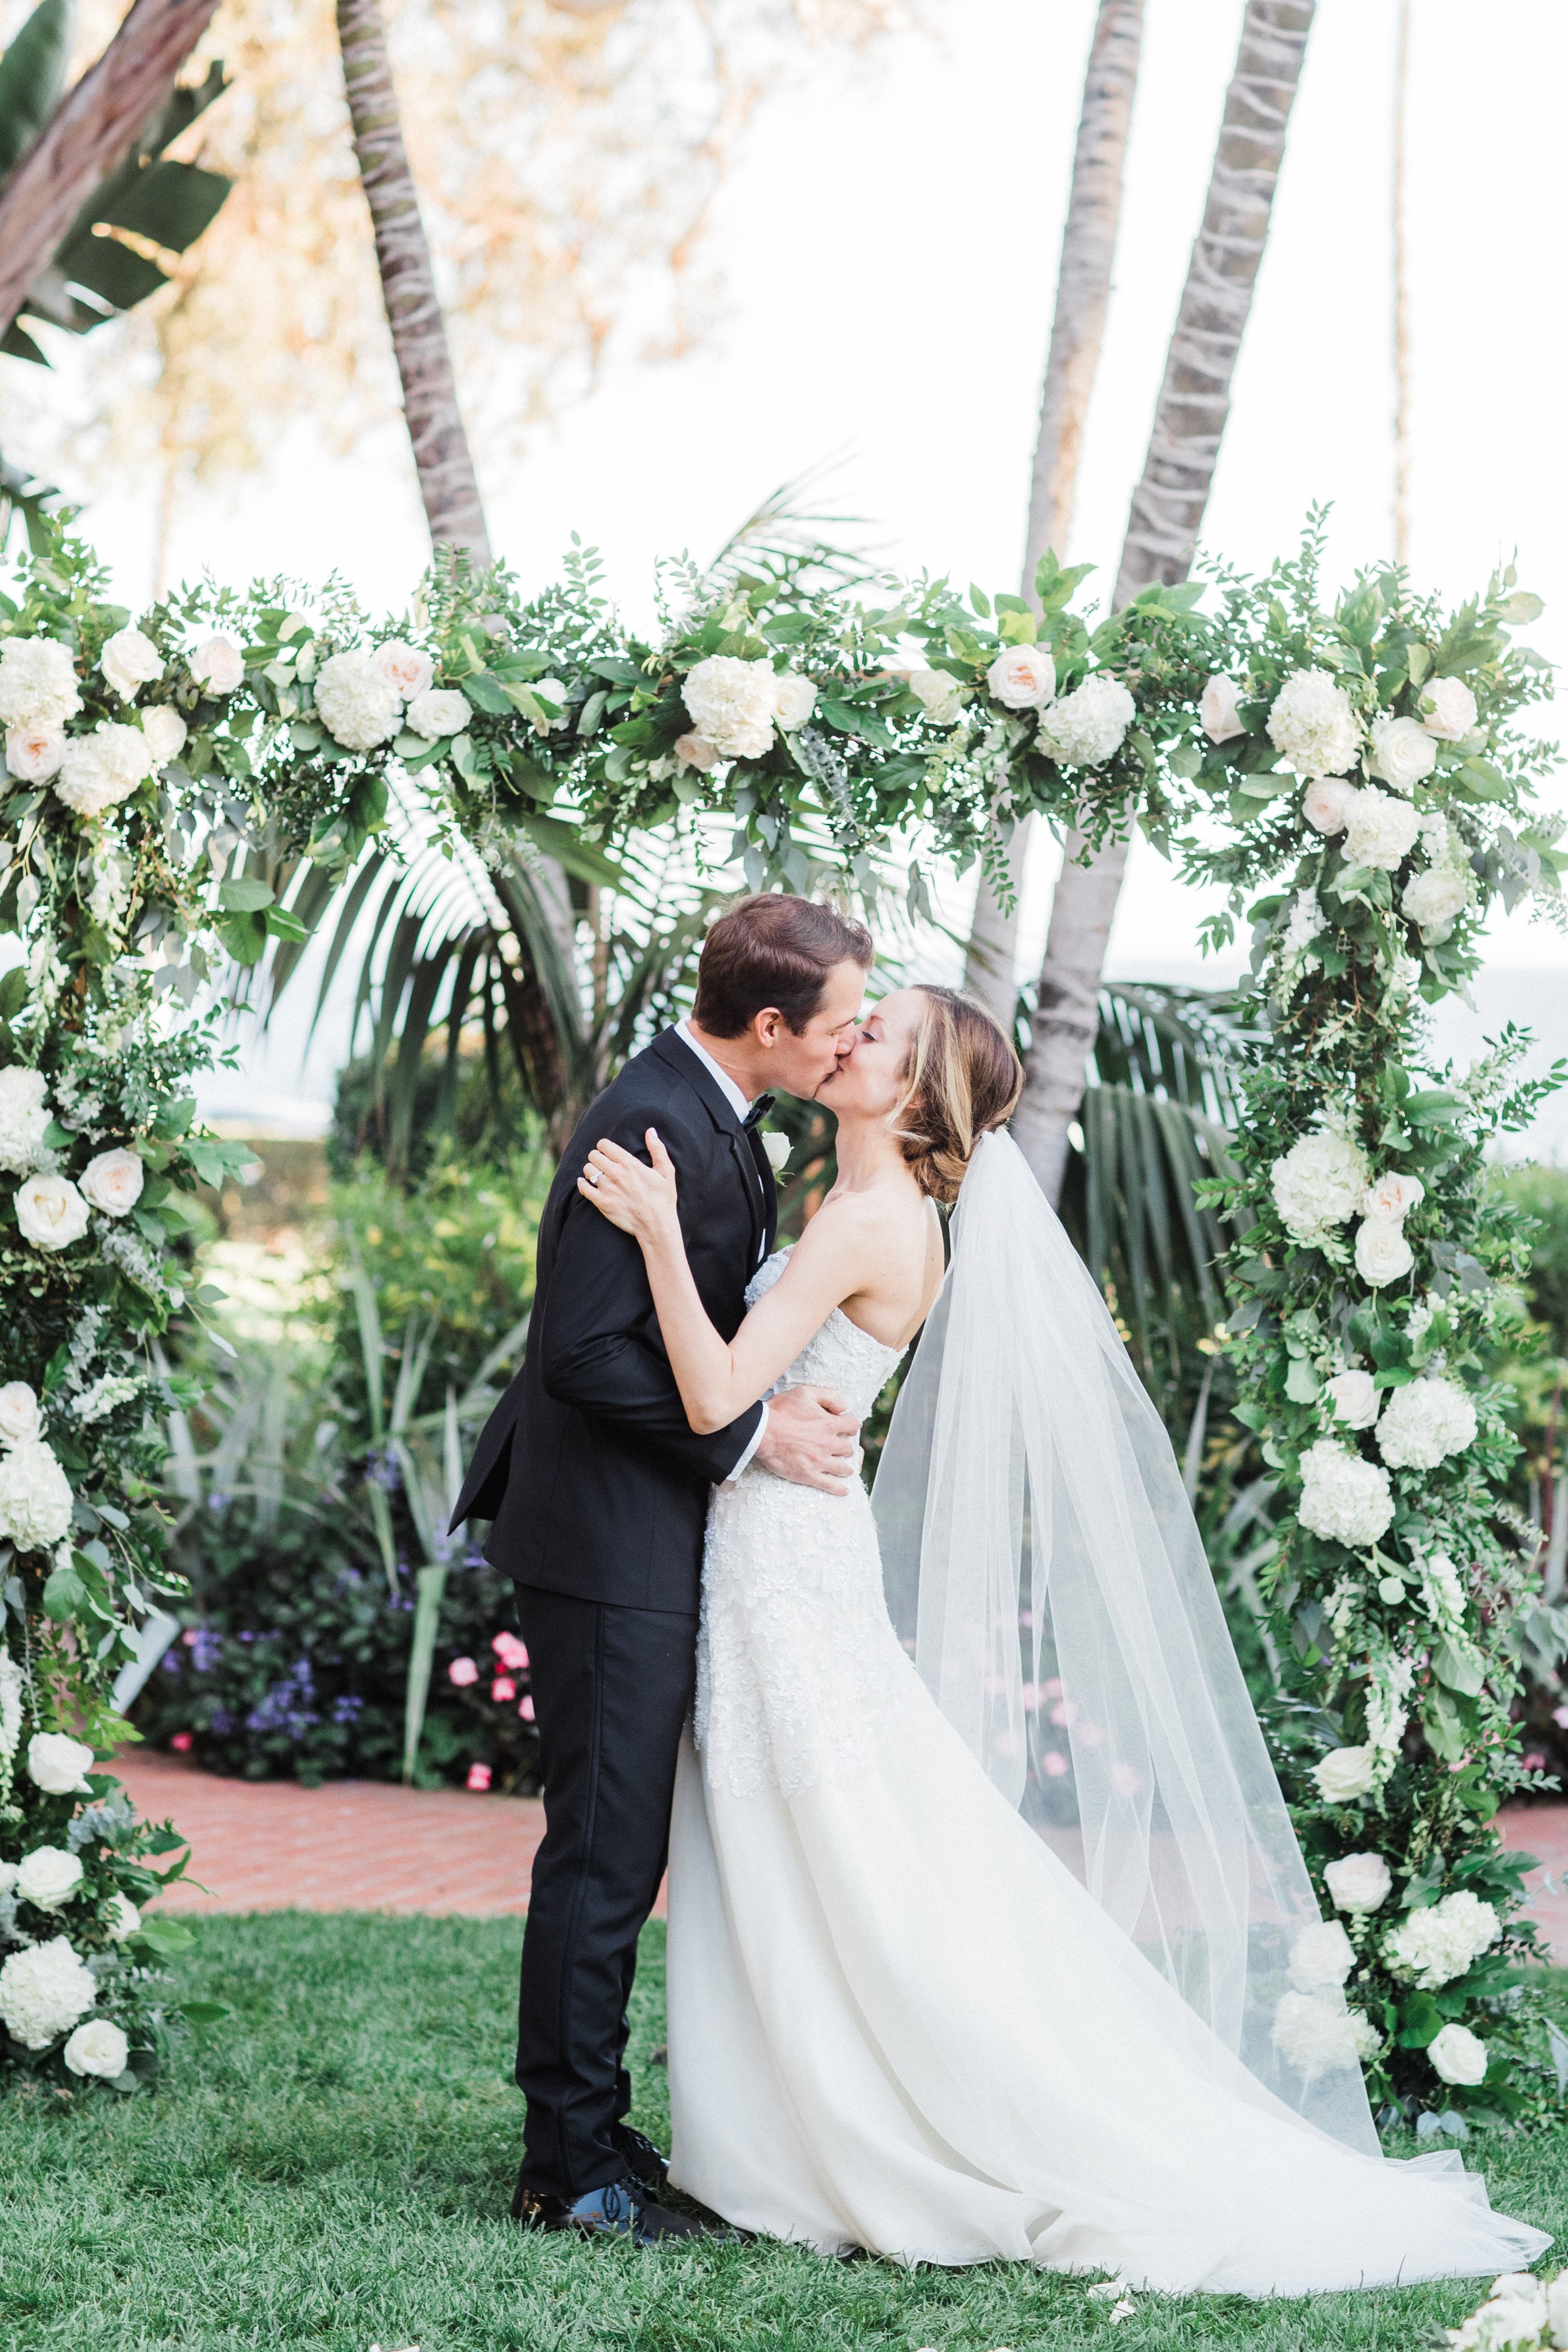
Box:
891, 987, 1022, 1205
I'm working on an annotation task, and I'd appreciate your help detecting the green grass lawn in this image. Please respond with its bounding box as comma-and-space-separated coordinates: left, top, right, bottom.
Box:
0, 1912, 1562, 2351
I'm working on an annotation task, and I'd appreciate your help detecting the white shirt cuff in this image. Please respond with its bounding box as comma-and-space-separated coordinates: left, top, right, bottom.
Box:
719, 1402, 768, 1490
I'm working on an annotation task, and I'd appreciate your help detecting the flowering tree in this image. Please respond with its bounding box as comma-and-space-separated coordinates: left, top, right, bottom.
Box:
1, 511, 1562, 2135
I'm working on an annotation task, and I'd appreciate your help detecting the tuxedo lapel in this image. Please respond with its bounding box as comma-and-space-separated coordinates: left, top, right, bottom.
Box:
651, 1026, 768, 1263
746, 1123, 779, 1258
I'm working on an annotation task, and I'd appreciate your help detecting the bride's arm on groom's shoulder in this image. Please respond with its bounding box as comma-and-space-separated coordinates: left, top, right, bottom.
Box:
579, 1129, 868, 1437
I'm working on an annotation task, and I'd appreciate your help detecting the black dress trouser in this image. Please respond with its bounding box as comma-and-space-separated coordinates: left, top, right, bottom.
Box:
512, 1584, 699, 2199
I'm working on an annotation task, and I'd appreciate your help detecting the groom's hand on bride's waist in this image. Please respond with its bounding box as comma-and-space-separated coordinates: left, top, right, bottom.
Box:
755, 1385, 861, 1494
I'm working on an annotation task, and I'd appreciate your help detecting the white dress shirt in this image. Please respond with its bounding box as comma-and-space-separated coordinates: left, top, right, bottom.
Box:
672, 1019, 770, 1483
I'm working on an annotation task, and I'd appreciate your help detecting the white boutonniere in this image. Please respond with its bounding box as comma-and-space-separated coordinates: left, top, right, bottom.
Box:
761, 1131, 791, 1173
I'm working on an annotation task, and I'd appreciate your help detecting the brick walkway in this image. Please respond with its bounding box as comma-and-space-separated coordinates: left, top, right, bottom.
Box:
114, 1748, 1563, 1950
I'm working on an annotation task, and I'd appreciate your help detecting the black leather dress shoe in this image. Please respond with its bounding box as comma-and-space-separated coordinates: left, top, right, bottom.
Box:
512, 2174, 706, 2244
612, 2122, 669, 2193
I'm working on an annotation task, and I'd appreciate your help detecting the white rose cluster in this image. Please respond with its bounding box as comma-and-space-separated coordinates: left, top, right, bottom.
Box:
1323, 1851, 1393, 1914
64, 2018, 130, 2080
908, 668, 968, 725
16, 1844, 83, 1912
406, 688, 470, 741
187, 635, 245, 694
15, 1173, 90, 1250
54, 721, 154, 819
0, 1379, 41, 1444
312, 651, 403, 752
1375, 1375, 1478, 1470
1200, 675, 1246, 743
1384, 1888, 1499, 1990
0, 1064, 50, 1173
98, 627, 163, 703
0, 1934, 97, 2048
1037, 673, 1136, 768
371, 639, 433, 703
681, 656, 783, 760
1266, 669, 1359, 778
141, 703, 187, 768
1297, 1441, 1394, 1549
1448, 2267, 1566, 2352
1353, 1165, 1422, 1293
79, 1148, 144, 1217
1269, 1128, 1369, 1246
1418, 675, 1478, 743
1341, 785, 1422, 872
1367, 713, 1437, 793
1287, 1918, 1355, 1993
1428, 2021, 1490, 2092
985, 645, 1056, 712
1271, 1989, 1381, 2077
1402, 823, 1475, 941
27, 1730, 95, 1794
1303, 779, 1354, 836
0, 635, 80, 729
1311, 1745, 1377, 1803
1324, 1369, 1379, 1431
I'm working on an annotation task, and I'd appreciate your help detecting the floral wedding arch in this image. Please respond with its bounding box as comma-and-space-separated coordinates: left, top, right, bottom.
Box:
0, 512, 1562, 2127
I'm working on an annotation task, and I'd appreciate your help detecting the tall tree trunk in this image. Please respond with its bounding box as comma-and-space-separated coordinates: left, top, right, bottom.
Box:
965, 0, 1144, 1029
1012, 0, 1316, 1205
1392, 0, 1413, 567
336, 0, 490, 560
0, 0, 219, 338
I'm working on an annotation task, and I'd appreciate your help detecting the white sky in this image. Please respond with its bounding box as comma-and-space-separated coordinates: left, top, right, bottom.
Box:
16, 0, 1568, 1145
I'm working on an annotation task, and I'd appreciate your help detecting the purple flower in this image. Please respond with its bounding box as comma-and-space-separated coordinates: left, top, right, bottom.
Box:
365, 1446, 403, 1495
189, 1626, 223, 1672
332, 1694, 364, 1725
245, 1657, 320, 1740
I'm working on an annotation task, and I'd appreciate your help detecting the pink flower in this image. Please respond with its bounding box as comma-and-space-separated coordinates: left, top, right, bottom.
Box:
181, 1628, 198, 1647
1078, 1720, 1105, 1749
1049, 1700, 1076, 1728
518, 1696, 536, 1724
492, 1633, 529, 1670
1020, 1682, 1041, 1712
447, 1656, 479, 1687
1523, 1751, 1548, 1772
1111, 1762, 1143, 1798
491, 1676, 516, 1703
1044, 1677, 1064, 1698
465, 1761, 492, 1791
1042, 1751, 1070, 1778
1552, 1705, 1568, 1730
171, 1732, 193, 1753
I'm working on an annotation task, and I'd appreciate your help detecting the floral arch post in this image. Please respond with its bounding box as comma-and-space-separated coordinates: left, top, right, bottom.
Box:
0, 516, 1562, 2130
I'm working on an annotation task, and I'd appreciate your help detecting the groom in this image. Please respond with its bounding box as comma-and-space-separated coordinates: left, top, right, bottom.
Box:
451, 894, 874, 2242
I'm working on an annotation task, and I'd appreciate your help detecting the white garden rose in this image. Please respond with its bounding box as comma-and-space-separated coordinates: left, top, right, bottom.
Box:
99, 626, 163, 702
771, 671, 817, 731
1298, 1441, 1394, 1549
0, 1380, 41, 1446
1341, 785, 1422, 872
1450, 2279, 1550, 2352
681, 655, 778, 758
405, 687, 470, 740
27, 1730, 95, 1795
312, 650, 403, 751
0, 1934, 97, 2048
79, 1148, 144, 1217
0, 1064, 50, 1173
1375, 1375, 1478, 1470
1402, 864, 1471, 935
1311, 1743, 1378, 1803
140, 705, 188, 767
1324, 1369, 1380, 1431
15, 1172, 90, 1249
371, 639, 433, 702
1384, 1889, 1499, 1990
188, 634, 245, 694
1323, 1851, 1394, 1914
1200, 674, 1246, 743
1419, 675, 1478, 741
1354, 1215, 1415, 1289
0, 634, 80, 729
1303, 779, 1354, 836
0, 1439, 73, 1549
1037, 672, 1136, 766
908, 668, 967, 724
1270, 1989, 1369, 2076
761, 1131, 792, 1173
104, 1893, 141, 1942
985, 644, 1056, 712
1266, 669, 1359, 777
1428, 2021, 1489, 2087
1269, 1128, 1369, 1245
63, 2017, 129, 2079
1361, 1171, 1424, 1222
1367, 712, 1437, 793
54, 721, 154, 818
1545, 2272, 1568, 2349
674, 731, 721, 772
1287, 1918, 1355, 1993
5, 721, 65, 781
16, 1845, 84, 1912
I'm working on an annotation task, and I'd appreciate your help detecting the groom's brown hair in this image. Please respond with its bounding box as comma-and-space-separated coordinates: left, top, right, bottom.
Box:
693, 893, 873, 1037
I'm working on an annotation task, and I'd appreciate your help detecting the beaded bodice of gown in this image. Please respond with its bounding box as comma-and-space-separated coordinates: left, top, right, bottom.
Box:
694, 1248, 913, 1802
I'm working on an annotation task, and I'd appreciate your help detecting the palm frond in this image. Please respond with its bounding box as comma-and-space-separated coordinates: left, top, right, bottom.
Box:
692, 457, 879, 607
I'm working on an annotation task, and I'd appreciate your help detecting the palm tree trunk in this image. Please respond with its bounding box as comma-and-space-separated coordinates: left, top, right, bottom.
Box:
336, 0, 489, 560
0, 0, 219, 338
965, 0, 1144, 1029
1012, 0, 1316, 1205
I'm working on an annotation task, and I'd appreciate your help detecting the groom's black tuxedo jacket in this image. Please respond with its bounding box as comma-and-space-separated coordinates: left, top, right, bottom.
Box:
450, 1029, 777, 1616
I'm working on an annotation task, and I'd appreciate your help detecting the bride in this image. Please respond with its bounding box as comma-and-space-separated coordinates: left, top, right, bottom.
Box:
576, 983, 1549, 2296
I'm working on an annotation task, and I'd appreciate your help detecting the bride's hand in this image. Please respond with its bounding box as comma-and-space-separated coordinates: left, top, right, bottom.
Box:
578, 1129, 680, 1240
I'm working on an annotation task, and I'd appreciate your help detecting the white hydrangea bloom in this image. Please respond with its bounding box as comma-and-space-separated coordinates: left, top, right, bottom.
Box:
0, 1065, 50, 1174
1270, 1128, 1369, 1245
0, 1934, 97, 2048
1297, 1442, 1394, 1548
1341, 785, 1422, 871
1270, 1990, 1372, 2077
1375, 1375, 1478, 1470
1367, 712, 1438, 793
0, 1438, 72, 1549
1448, 2272, 1547, 2352
681, 655, 778, 758
1384, 1889, 1499, 1989
1287, 1918, 1355, 1992
0, 635, 81, 729
312, 652, 403, 751
53, 722, 154, 818
1266, 669, 1359, 777
1037, 673, 1136, 766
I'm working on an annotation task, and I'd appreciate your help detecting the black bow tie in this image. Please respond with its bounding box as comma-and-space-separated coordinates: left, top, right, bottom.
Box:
741, 1094, 776, 1131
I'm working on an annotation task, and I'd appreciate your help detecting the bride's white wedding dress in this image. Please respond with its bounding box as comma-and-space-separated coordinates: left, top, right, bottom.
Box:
664, 1242, 1549, 2295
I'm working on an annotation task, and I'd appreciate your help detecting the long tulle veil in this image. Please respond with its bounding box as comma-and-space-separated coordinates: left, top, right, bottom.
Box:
872, 1128, 1379, 2154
